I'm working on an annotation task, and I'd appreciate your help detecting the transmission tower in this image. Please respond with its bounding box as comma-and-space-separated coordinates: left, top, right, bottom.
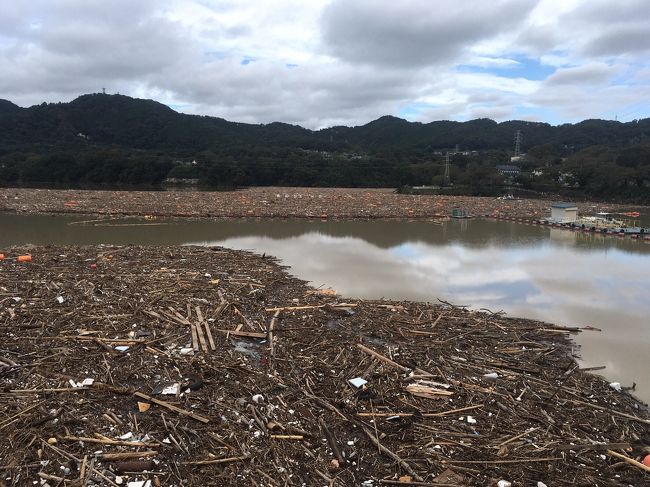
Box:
514, 130, 522, 157
444, 152, 450, 184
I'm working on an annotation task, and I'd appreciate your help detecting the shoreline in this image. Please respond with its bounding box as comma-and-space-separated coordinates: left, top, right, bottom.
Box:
2, 187, 646, 221
1, 244, 648, 485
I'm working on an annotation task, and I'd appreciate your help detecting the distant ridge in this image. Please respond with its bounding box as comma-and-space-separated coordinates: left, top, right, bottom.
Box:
0, 99, 22, 114
0, 93, 649, 204
0, 93, 648, 155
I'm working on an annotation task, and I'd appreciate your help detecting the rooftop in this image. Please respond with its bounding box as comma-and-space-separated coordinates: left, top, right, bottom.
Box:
552, 202, 577, 209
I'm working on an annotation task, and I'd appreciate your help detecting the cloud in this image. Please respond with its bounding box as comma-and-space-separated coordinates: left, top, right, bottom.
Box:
545, 63, 617, 86
0, 0, 189, 99
583, 25, 650, 57
320, 0, 538, 67
0, 0, 648, 126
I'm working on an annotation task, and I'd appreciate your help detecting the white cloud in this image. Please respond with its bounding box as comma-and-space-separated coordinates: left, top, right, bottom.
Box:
0, 0, 648, 126
545, 63, 619, 86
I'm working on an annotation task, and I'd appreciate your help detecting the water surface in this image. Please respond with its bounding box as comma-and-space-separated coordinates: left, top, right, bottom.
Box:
2, 214, 649, 402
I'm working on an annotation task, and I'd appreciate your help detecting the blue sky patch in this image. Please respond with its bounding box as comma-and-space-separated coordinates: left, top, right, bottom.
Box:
457, 56, 555, 81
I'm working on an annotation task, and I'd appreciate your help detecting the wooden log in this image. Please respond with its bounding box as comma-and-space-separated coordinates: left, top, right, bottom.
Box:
319, 418, 345, 465
606, 450, 650, 473
356, 343, 411, 372
268, 310, 280, 356
360, 426, 423, 482
234, 306, 260, 331
10, 387, 89, 393
445, 457, 562, 464
569, 399, 650, 425
98, 451, 158, 460
497, 427, 540, 447
62, 436, 158, 447
181, 455, 248, 466
265, 303, 358, 312
356, 405, 482, 418
38, 472, 65, 482
134, 392, 210, 423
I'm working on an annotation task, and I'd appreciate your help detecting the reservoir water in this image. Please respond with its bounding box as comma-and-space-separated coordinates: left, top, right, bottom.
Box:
2, 213, 649, 403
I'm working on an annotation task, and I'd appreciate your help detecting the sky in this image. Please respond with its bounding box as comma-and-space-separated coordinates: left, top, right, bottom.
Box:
0, 0, 649, 128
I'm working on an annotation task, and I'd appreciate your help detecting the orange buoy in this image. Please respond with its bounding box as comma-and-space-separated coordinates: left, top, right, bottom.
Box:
0, 253, 5, 260
17, 255, 32, 263
643, 454, 650, 467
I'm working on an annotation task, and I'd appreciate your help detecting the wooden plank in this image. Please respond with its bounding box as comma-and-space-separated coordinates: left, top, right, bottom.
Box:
195, 306, 217, 351
191, 322, 200, 351
195, 320, 209, 352
196, 306, 216, 351
215, 329, 266, 339
203, 322, 216, 350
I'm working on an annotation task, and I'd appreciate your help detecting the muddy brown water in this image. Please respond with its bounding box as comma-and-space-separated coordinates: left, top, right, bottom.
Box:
2, 213, 649, 403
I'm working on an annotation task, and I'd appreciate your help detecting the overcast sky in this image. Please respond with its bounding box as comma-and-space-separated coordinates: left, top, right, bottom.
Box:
1, 0, 649, 128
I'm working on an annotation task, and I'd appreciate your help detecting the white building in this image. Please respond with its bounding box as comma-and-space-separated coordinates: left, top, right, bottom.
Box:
550, 202, 578, 223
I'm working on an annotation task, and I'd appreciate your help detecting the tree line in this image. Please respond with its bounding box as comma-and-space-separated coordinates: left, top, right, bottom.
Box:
0, 94, 649, 202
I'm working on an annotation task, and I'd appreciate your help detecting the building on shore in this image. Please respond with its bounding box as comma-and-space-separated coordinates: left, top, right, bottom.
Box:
550, 202, 578, 223
496, 164, 521, 177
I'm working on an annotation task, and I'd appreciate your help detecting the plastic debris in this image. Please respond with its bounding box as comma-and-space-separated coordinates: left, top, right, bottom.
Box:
609, 382, 622, 392
348, 377, 368, 388
127, 481, 151, 487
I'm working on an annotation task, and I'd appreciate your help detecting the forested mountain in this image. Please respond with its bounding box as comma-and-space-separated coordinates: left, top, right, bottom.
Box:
1, 93, 649, 154
0, 93, 649, 202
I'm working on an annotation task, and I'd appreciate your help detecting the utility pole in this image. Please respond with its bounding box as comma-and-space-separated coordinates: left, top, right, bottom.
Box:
514, 130, 522, 157
444, 152, 450, 184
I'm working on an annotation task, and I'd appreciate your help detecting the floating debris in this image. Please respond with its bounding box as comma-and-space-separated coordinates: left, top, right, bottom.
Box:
0, 187, 637, 221
0, 244, 647, 486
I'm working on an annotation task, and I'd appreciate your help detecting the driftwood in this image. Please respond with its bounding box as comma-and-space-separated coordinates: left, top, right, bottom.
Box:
0, 244, 648, 486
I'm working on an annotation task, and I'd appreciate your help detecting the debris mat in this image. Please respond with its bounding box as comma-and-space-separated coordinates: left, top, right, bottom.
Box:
1, 187, 642, 220
1, 245, 648, 486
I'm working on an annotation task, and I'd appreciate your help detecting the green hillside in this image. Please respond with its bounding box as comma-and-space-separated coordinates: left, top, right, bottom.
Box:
0, 93, 649, 202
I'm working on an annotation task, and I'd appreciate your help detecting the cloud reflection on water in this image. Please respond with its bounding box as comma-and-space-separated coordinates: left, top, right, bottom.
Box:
193, 229, 650, 402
